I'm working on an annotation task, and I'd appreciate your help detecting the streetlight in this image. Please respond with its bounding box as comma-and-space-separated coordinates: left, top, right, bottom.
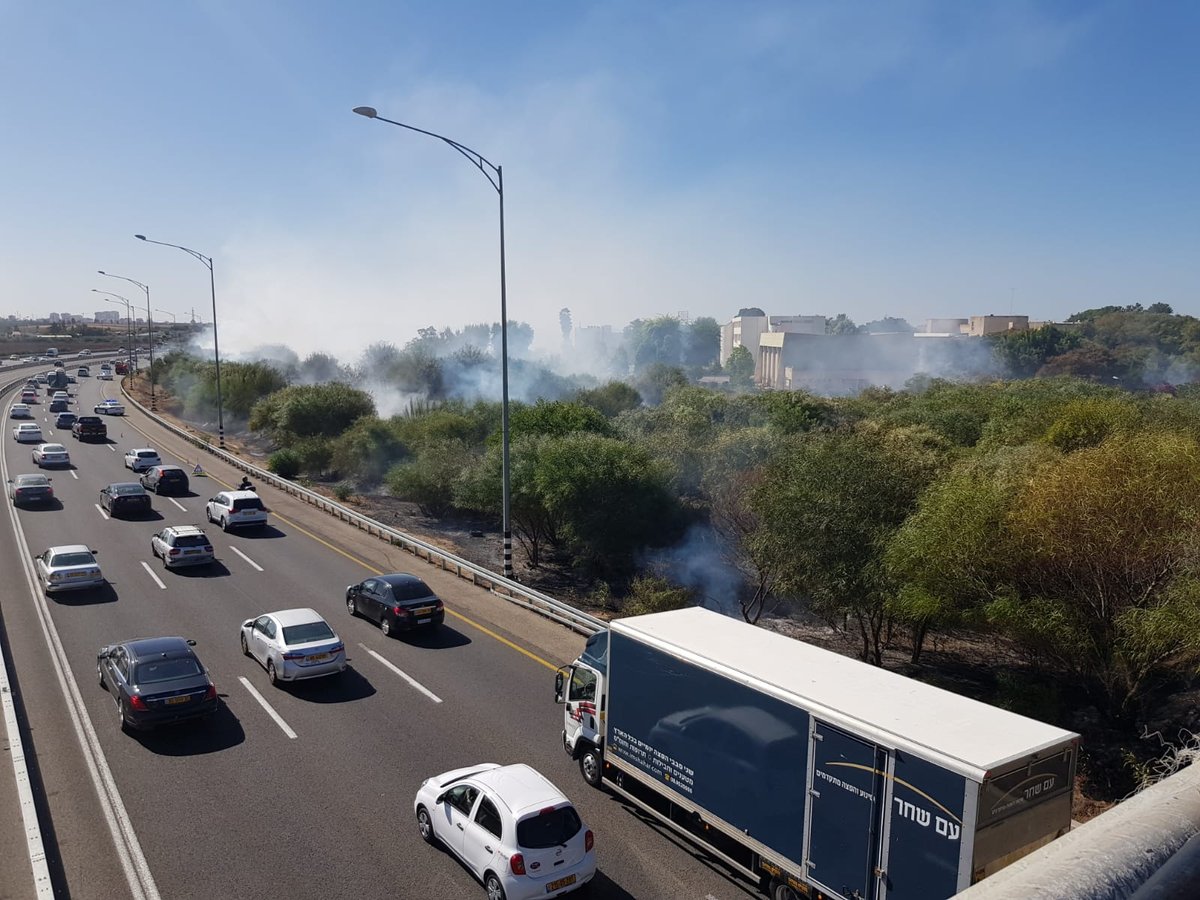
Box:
157, 308, 177, 324
135, 235, 225, 449
353, 105, 514, 580
93, 291, 133, 359
98, 270, 155, 411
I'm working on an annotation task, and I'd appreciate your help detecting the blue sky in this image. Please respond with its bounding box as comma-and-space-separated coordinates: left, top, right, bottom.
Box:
1, 0, 1196, 360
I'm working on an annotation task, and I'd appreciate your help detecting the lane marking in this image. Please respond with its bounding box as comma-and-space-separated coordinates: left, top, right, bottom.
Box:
94, 504, 109, 521
121, 411, 560, 673
69, 470, 78, 480
237, 676, 297, 739
166, 497, 186, 512
361, 645, 443, 703
1, 413, 162, 900
139, 561, 167, 590
228, 546, 263, 572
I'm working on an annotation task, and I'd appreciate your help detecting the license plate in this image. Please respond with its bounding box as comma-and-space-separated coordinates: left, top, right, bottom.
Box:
546, 875, 576, 893
412, 607, 433, 616
184, 550, 199, 555
165, 696, 190, 705
306, 653, 330, 663
68, 572, 87, 578
417, 618, 431, 624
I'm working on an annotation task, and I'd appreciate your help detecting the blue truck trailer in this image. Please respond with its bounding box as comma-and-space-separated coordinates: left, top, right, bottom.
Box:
555, 608, 1078, 900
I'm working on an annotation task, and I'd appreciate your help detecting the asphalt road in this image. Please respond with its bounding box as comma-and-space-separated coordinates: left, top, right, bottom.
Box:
0, 369, 760, 900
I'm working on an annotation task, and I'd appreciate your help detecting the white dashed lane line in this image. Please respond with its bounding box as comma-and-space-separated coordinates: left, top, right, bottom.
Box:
108, 445, 115, 453
140, 561, 167, 590
238, 676, 297, 739
94, 504, 109, 521
69, 470, 78, 480
167, 497, 186, 512
228, 546, 263, 572
360, 645, 443, 703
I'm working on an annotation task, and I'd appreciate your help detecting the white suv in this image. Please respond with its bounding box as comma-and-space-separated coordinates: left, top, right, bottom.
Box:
124, 448, 162, 472
413, 763, 596, 900
205, 490, 268, 531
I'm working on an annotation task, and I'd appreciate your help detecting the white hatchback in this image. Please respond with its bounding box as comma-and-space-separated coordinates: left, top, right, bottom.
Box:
414, 763, 597, 900
124, 448, 162, 472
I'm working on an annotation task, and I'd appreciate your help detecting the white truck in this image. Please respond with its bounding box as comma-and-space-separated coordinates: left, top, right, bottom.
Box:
556, 608, 1078, 900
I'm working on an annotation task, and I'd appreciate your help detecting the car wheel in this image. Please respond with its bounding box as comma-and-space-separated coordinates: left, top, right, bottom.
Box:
379, 616, 392, 637
116, 697, 128, 733
97, 664, 106, 688
267, 660, 279, 686
580, 746, 603, 788
347, 596, 357, 617
221, 517, 229, 533
240, 633, 250, 657
416, 805, 438, 846
205, 507, 213, 523
484, 872, 506, 900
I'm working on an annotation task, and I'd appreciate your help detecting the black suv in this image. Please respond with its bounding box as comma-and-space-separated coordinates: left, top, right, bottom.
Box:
140, 465, 190, 495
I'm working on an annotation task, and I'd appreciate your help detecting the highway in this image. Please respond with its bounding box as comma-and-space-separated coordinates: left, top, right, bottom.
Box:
1, 363, 758, 900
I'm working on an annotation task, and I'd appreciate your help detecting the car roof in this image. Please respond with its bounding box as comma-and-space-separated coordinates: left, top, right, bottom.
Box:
14, 473, 50, 483
467, 764, 568, 817
162, 525, 206, 536
48, 544, 93, 555
38, 443, 66, 450
120, 636, 196, 661
221, 490, 259, 499
106, 482, 145, 491
267, 608, 326, 627
378, 573, 428, 588
130, 448, 157, 453
153, 465, 186, 473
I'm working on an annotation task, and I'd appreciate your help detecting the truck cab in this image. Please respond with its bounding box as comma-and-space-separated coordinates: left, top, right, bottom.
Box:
555, 630, 608, 786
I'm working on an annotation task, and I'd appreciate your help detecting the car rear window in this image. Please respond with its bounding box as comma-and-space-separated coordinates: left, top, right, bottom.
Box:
172, 534, 209, 548
134, 657, 202, 683
113, 484, 146, 495
516, 806, 582, 850
281, 621, 335, 645
159, 469, 186, 480
390, 580, 434, 601
51, 552, 95, 567
232, 498, 264, 511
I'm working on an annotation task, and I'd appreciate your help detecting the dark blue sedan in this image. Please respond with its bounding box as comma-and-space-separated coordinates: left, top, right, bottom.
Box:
97, 637, 218, 732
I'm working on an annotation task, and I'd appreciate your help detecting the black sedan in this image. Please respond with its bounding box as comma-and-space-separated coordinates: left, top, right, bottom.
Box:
100, 482, 152, 516
97, 637, 218, 732
8, 473, 54, 507
346, 573, 445, 636
140, 464, 190, 495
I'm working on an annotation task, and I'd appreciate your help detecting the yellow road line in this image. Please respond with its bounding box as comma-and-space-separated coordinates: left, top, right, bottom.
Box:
125, 410, 560, 672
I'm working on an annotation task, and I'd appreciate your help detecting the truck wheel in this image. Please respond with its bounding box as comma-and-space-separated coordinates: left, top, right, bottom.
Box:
771, 880, 801, 900
579, 747, 603, 787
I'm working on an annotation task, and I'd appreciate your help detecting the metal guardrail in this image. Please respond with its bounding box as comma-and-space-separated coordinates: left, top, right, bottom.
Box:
118, 380, 605, 637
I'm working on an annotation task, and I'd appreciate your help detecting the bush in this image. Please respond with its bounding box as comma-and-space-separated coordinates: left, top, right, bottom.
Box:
332, 481, 354, 502
621, 575, 692, 616
268, 449, 300, 478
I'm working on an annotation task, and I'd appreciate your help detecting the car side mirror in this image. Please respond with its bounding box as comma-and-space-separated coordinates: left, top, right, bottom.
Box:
436, 791, 450, 805
554, 669, 566, 704
186, 639, 197, 647
90, 549, 99, 555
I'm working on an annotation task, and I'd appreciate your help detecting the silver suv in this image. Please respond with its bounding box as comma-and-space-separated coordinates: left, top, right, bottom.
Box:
205, 490, 268, 531
150, 526, 215, 568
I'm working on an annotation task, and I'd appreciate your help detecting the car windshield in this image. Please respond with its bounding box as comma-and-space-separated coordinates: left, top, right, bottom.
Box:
50, 552, 95, 567
389, 580, 434, 601
112, 484, 145, 495
134, 657, 203, 684
281, 621, 335, 645
516, 806, 583, 849
232, 498, 264, 511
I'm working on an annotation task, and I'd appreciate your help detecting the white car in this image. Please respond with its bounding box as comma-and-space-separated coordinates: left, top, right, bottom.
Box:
13, 423, 43, 443
9, 404, 33, 419
52, 391, 69, 402
98, 367, 113, 380
150, 525, 215, 569
32, 443, 71, 468
124, 448, 162, 472
35, 545, 104, 593
78, 349, 91, 357
239, 608, 346, 686
206, 490, 268, 531
94, 400, 125, 416
414, 763, 597, 900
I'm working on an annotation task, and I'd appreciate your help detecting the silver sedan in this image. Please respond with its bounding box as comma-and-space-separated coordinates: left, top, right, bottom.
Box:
239, 608, 346, 686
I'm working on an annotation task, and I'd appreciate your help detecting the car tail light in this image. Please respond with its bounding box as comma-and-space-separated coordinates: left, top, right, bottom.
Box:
434, 600, 444, 611
282, 652, 302, 660
393, 605, 408, 617
203, 546, 212, 552
585, 829, 594, 852
129, 695, 148, 711
168, 548, 181, 556
509, 853, 526, 876
330, 643, 344, 653
203, 684, 217, 701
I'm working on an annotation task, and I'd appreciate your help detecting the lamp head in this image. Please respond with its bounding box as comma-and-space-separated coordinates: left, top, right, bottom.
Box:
135, 234, 146, 241
98, 270, 106, 275
352, 106, 378, 119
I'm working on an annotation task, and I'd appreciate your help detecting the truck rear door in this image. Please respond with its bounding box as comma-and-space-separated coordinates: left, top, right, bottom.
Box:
806, 722, 887, 900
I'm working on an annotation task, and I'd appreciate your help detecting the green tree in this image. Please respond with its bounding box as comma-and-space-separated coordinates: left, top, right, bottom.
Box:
385, 439, 475, 516
990, 326, 1083, 378
683, 317, 721, 369
574, 382, 642, 418
329, 416, 409, 483
249, 382, 375, 440
725, 345, 755, 387
825, 313, 860, 335
510, 400, 615, 440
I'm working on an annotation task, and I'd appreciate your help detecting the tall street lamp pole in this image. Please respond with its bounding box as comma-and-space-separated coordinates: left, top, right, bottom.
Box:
94, 291, 133, 356
135, 235, 225, 449
352, 105, 514, 580
98, 270, 155, 411
157, 309, 177, 324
